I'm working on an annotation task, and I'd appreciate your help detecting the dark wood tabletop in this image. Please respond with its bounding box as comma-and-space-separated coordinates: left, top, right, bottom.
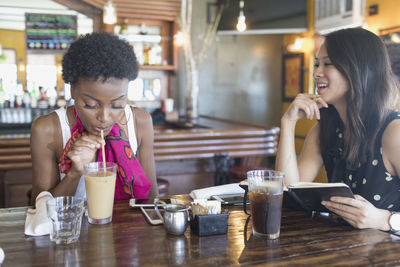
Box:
1, 195, 400, 266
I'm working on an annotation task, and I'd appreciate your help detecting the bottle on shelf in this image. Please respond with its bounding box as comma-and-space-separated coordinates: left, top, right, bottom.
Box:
47, 86, 57, 108
149, 43, 162, 65
139, 23, 148, 35
56, 89, 67, 108
8, 93, 15, 109
0, 78, 5, 109
37, 86, 49, 109
30, 85, 38, 108
134, 42, 144, 65
23, 91, 30, 108
119, 19, 129, 35
15, 82, 24, 108
143, 43, 151, 65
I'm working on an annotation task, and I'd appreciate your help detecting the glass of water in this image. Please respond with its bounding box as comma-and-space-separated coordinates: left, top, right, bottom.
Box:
46, 196, 85, 244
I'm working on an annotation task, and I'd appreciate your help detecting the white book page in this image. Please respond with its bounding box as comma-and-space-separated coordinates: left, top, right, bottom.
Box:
288, 182, 349, 189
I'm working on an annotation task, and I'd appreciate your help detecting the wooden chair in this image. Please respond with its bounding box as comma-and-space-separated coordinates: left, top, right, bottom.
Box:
157, 177, 170, 197
229, 157, 271, 183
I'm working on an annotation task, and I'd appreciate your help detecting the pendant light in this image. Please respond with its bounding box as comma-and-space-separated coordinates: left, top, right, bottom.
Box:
236, 0, 246, 32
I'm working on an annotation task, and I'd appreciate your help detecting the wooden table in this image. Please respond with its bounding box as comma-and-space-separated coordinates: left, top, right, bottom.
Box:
1, 196, 400, 266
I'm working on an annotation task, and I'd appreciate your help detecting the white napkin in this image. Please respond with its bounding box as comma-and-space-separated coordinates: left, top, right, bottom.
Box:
0, 247, 4, 265
189, 183, 244, 199
24, 191, 53, 236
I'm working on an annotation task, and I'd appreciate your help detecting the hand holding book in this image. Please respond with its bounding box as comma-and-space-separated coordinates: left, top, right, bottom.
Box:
239, 180, 355, 213
286, 182, 354, 212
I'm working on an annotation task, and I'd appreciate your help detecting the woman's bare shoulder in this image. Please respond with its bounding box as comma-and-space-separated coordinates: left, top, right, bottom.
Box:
31, 112, 59, 133
381, 119, 400, 176
382, 119, 400, 150
131, 106, 153, 125
30, 112, 62, 147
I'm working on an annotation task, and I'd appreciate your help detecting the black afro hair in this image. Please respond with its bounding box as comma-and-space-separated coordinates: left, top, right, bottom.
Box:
62, 32, 138, 85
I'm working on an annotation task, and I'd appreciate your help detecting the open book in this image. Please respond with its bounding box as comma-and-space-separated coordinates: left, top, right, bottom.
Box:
286, 182, 354, 212
239, 180, 354, 212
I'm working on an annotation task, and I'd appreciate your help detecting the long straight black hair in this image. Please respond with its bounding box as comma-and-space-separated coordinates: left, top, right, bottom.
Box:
319, 28, 399, 167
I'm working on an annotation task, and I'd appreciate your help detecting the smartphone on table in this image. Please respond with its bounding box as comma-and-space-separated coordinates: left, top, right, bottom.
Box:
211, 193, 248, 205
129, 198, 172, 208
140, 206, 163, 225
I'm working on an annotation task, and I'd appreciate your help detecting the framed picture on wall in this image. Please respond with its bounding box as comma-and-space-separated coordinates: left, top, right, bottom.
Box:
379, 27, 400, 80
282, 53, 304, 101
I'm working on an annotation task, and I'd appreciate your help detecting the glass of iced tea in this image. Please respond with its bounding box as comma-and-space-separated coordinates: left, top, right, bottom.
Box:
84, 162, 117, 224
247, 170, 284, 239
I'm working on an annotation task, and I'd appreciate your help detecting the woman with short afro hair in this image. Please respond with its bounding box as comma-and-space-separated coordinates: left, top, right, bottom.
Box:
31, 32, 158, 202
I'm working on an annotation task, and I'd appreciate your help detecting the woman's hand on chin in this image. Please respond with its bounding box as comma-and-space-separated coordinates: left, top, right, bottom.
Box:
322, 194, 391, 231
283, 94, 328, 123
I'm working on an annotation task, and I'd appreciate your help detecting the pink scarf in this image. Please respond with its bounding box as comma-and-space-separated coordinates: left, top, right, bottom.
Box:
59, 108, 151, 199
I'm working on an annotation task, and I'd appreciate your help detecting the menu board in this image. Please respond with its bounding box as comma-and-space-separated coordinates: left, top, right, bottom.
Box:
25, 13, 77, 51
381, 33, 400, 80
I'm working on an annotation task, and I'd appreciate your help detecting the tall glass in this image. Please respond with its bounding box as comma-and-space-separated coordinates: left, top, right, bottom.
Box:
247, 170, 284, 239
84, 162, 117, 224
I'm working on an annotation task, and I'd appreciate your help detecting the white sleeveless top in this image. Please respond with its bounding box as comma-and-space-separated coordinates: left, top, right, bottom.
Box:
55, 105, 138, 198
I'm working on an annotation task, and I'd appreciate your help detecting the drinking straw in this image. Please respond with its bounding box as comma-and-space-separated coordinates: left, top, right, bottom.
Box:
100, 130, 106, 173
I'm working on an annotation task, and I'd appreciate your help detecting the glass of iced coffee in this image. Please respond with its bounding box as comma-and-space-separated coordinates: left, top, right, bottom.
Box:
247, 170, 284, 239
84, 162, 117, 224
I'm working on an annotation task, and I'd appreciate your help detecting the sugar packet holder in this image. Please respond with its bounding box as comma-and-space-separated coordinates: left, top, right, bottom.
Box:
191, 199, 221, 215
190, 199, 229, 236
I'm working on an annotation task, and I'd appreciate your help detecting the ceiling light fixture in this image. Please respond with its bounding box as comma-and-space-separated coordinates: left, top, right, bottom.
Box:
391, 33, 400, 44
236, 0, 246, 32
174, 31, 187, 47
103, 0, 117, 25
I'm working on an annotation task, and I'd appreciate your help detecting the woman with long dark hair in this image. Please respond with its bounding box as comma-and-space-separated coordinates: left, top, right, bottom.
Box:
276, 28, 400, 231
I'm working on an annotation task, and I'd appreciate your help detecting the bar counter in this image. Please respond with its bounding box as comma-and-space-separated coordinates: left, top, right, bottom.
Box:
0, 115, 280, 165
153, 116, 279, 161
0, 116, 279, 207
1, 195, 400, 266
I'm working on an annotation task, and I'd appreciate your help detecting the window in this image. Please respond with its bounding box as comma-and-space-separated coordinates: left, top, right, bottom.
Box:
26, 54, 57, 98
